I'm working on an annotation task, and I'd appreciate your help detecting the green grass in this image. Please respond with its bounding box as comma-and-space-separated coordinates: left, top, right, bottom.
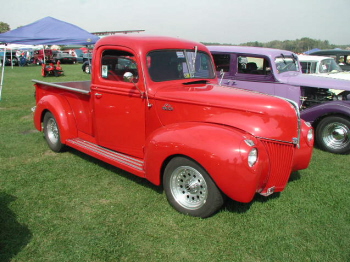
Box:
0, 64, 349, 262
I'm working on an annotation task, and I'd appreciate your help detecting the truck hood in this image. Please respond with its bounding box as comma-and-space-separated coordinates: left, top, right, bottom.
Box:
276, 72, 350, 91
152, 82, 300, 143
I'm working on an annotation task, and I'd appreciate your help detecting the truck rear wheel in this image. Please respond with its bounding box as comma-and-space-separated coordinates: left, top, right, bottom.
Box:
316, 116, 350, 154
43, 112, 66, 152
163, 157, 225, 218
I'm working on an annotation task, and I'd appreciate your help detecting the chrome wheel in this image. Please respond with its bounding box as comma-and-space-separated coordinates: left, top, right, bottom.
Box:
316, 116, 350, 154
163, 157, 224, 217
47, 117, 59, 145
170, 166, 208, 210
43, 112, 66, 152
84, 65, 90, 74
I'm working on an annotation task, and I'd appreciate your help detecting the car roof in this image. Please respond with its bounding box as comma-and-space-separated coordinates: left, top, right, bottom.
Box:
298, 54, 334, 62
309, 49, 350, 55
207, 45, 295, 57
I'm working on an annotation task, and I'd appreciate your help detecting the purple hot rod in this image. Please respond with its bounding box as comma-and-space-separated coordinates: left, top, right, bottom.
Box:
208, 46, 350, 154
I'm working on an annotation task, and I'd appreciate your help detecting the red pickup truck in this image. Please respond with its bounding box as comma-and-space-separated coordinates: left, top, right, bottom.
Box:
32, 35, 314, 217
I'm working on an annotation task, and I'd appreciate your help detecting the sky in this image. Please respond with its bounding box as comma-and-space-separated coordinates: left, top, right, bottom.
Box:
1, 0, 350, 45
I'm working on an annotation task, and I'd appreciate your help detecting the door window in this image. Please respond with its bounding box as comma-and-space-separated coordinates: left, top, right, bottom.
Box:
101, 50, 138, 83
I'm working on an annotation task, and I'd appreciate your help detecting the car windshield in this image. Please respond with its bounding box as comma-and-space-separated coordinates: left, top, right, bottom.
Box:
275, 56, 299, 73
147, 49, 215, 82
319, 58, 342, 73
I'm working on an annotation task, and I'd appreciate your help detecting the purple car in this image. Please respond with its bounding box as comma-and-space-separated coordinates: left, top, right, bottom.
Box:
208, 45, 350, 154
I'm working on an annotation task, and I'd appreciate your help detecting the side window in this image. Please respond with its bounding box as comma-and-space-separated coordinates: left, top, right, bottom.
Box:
212, 54, 230, 72
337, 55, 346, 65
238, 56, 271, 75
300, 62, 317, 74
101, 50, 138, 83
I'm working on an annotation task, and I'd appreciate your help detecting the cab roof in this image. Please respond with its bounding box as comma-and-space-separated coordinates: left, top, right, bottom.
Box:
95, 34, 209, 54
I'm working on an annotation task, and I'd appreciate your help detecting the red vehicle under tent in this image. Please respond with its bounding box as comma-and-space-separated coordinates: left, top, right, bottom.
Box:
41, 60, 64, 77
32, 34, 314, 218
32, 49, 53, 65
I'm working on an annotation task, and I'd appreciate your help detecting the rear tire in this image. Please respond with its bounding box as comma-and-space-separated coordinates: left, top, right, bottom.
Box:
316, 116, 350, 154
163, 157, 225, 218
43, 112, 66, 152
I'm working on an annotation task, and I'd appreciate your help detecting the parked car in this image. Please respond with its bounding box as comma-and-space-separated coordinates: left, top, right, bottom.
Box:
0, 51, 19, 66
208, 45, 350, 154
33, 49, 53, 65
298, 54, 350, 81
308, 49, 350, 71
52, 51, 77, 64
81, 53, 93, 74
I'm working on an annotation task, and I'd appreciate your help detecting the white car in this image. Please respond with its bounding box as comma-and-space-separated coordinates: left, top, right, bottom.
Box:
298, 54, 350, 81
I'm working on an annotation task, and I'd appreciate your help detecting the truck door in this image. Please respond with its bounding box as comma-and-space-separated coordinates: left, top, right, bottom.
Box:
91, 48, 145, 158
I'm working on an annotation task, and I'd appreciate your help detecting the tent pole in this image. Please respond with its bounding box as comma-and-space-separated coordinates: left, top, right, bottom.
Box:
11, 48, 13, 69
0, 46, 6, 101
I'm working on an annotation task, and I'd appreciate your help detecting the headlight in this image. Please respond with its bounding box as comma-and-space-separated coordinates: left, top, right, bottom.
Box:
248, 148, 258, 167
307, 128, 314, 142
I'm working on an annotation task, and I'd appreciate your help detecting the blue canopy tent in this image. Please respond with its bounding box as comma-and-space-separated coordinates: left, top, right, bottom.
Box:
0, 16, 100, 100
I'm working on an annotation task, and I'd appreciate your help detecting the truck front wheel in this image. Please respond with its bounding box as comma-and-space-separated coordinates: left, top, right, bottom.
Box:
163, 157, 225, 218
43, 112, 66, 152
316, 116, 350, 154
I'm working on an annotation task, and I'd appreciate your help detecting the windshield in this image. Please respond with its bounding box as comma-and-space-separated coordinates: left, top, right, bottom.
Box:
319, 58, 342, 73
275, 56, 299, 73
147, 49, 215, 82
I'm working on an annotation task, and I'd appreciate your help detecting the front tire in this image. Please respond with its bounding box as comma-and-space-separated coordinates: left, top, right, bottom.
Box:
316, 116, 350, 154
43, 112, 66, 152
163, 157, 225, 218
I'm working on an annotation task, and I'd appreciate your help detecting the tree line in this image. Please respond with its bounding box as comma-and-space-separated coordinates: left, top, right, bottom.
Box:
203, 37, 349, 53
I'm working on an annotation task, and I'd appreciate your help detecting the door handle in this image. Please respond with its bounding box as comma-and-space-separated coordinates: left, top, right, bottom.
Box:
95, 93, 102, 98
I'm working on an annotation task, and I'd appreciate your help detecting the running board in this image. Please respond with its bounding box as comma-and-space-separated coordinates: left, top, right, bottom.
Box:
66, 138, 144, 174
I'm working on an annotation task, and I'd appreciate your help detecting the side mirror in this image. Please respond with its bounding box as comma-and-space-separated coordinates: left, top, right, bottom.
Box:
123, 72, 134, 82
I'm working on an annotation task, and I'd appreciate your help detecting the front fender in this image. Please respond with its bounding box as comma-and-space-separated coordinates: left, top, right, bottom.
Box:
144, 122, 269, 203
301, 100, 350, 124
34, 94, 77, 143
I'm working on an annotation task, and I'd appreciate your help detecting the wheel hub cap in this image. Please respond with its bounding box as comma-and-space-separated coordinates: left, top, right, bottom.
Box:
323, 122, 350, 150
170, 166, 208, 210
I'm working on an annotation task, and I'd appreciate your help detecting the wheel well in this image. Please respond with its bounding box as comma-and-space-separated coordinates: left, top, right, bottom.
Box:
312, 113, 350, 129
40, 109, 50, 129
160, 154, 189, 185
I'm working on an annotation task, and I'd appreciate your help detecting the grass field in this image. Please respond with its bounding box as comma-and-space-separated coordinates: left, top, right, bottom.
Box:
0, 64, 349, 262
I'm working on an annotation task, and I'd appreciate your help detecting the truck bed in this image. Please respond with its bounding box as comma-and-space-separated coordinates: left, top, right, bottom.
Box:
32, 79, 91, 94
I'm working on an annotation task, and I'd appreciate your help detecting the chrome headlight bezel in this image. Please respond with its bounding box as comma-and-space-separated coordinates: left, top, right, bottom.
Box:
248, 147, 258, 167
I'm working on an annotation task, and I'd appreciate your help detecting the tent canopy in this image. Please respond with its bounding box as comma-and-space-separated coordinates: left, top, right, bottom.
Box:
0, 16, 99, 45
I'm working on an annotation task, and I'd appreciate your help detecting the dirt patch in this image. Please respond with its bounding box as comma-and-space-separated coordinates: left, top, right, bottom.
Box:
21, 129, 39, 135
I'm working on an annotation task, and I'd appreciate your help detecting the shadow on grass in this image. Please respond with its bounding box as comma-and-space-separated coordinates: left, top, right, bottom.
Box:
70, 148, 163, 194
224, 171, 301, 214
0, 193, 32, 262
66, 147, 303, 216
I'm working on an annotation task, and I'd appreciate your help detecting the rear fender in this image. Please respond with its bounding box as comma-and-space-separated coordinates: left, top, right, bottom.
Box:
34, 94, 77, 143
144, 122, 269, 202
